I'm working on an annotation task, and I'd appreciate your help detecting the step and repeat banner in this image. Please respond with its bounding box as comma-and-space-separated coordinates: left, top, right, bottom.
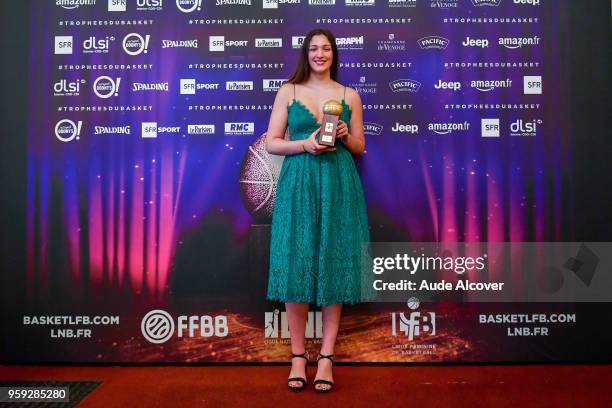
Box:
4, 0, 611, 363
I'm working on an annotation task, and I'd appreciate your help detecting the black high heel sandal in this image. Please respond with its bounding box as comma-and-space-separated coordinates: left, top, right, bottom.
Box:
287, 351, 309, 392
313, 353, 335, 393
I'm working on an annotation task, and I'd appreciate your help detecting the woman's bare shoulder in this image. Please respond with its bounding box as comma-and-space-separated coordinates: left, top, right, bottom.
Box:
343, 86, 362, 104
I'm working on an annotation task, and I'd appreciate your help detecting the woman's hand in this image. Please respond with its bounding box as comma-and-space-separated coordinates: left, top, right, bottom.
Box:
336, 120, 349, 141
303, 127, 336, 155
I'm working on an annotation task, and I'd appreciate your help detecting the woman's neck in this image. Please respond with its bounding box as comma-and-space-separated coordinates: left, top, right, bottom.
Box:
304, 70, 335, 88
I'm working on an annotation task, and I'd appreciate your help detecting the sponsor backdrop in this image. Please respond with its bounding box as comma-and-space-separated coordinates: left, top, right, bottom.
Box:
2, 0, 610, 363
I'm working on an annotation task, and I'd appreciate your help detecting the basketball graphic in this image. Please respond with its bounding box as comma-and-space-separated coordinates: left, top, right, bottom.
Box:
238, 133, 285, 223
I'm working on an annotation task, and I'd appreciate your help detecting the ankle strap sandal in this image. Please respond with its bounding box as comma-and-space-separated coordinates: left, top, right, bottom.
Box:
288, 351, 309, 392
313, 354, 335, 393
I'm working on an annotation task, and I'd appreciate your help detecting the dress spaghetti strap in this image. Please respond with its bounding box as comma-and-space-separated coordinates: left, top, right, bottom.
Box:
293, 83, 296, 100
343, 86, 346, 100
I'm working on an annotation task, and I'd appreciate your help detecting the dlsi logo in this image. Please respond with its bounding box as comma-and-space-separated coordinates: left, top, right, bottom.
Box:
54, 79, 86, 96
176, 0, 202, 12
83, 36, 115, 54
510, 119, 542, 137
137, 0, 163, 10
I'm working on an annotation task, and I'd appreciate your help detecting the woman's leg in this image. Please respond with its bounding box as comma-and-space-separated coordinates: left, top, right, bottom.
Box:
286, 302, 309, 388
315, 303, 342, 391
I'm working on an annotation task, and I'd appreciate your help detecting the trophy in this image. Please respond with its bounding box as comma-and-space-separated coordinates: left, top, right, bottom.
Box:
318, 99, 343, 147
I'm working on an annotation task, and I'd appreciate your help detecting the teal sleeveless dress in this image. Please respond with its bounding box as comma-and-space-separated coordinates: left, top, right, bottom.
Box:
266, 85, 375, 307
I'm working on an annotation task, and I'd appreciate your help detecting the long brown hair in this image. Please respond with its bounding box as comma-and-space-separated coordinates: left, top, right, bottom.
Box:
286, 28, 339, 84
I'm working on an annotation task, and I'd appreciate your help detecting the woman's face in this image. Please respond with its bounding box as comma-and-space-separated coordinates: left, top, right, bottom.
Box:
307, 34, 333, 74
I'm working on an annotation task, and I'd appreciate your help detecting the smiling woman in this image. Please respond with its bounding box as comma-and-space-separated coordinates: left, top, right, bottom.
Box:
264, 28, 373, 394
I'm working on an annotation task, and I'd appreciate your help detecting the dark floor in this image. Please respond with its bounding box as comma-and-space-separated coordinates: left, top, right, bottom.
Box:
1, 364, 611, 407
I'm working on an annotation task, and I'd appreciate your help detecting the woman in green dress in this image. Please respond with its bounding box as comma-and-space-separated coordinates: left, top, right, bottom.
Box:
265, 28, 372, 393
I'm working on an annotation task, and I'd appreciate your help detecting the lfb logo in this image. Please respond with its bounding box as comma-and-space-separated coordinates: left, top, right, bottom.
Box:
265, 309, 322, 338
141, 310, 175, 344
391, 311, 436, 341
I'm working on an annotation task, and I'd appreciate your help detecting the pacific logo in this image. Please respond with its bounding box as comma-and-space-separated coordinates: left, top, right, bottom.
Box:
470, 0, 501, 6
417, 36, 449, 50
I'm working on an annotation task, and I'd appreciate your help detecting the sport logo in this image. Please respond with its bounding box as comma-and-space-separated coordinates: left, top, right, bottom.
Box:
123, 33, 150, 55
389, 79, 421, 93
180, 79, 220, 94
417, 36, 449, 50
176, 0, 202, 12
141, 310, 175, 344
141, 122, 181, 138
55, 119, 83, 143
93, 76, 121, 98
56, 0, 96, 9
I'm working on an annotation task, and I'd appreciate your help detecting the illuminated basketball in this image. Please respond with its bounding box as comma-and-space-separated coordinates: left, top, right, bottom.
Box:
238, 133, 285, 223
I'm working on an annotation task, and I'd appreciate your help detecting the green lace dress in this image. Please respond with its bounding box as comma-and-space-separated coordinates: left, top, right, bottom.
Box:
266, 85, 375, 307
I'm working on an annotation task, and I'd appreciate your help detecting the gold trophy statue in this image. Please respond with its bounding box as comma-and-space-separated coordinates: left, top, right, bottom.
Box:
318, 99, 343, 147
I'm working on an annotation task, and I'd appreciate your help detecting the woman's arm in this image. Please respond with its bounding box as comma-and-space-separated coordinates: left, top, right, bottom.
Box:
265, 83, 306, 156
340, 88, 366, 155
